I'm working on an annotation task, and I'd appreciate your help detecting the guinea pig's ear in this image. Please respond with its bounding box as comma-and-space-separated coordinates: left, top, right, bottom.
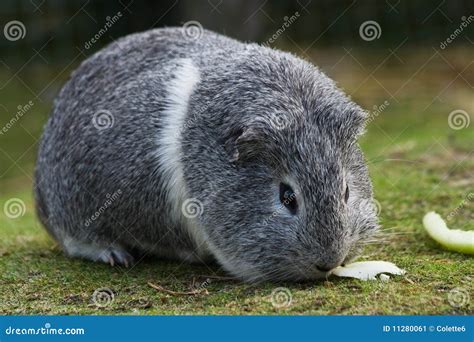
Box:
341, 107, 368, 139
223, 125, 266, 164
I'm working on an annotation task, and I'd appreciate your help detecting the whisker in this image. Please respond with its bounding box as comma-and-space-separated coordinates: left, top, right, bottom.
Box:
373, 232, 411, 237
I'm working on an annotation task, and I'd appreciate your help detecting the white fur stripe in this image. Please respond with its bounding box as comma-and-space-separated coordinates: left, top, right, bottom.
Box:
156, 59, 208, 254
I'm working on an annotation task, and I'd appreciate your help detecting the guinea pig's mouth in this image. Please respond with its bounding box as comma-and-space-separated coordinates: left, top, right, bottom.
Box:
341, 251, 360, 267
309, 247, 364, 279
215, 243, 365, 283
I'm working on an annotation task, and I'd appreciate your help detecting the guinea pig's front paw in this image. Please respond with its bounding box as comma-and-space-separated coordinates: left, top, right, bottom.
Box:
97, 247, 135, 268
63, 238, 135, 267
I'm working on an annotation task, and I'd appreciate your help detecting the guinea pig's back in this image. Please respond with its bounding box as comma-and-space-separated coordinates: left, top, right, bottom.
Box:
34, 27, 242, 251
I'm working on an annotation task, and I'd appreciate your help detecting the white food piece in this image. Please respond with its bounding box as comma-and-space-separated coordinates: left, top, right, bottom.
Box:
379, 274, 390, 282
330, 261, 406, 281
423, 211, 474, 255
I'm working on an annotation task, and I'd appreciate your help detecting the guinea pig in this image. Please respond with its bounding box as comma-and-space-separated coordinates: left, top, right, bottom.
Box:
34, 27, 379, 282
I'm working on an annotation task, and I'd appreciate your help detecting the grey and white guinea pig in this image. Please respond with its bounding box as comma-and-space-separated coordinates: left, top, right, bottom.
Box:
34, 27, 379, 282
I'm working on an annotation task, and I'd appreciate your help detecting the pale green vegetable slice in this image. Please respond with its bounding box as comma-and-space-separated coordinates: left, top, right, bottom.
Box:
330, 261, 406, 281
423, 211, 474, 255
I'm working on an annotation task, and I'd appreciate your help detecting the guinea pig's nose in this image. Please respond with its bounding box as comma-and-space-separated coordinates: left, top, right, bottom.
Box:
316, 265, 332, 273
316, 259, 344, 272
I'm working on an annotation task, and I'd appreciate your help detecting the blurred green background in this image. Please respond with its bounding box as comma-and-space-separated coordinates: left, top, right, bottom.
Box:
1, 0, 473, 188
0, 0, 472, 314
1, 0, 473, 187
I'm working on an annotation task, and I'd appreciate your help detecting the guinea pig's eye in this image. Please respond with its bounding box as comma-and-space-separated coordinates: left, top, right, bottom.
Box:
344, 185, 350, 203
279, 183, 297, 214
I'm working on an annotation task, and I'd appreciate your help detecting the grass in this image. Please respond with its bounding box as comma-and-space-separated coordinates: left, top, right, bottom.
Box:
0, 47, 473, 315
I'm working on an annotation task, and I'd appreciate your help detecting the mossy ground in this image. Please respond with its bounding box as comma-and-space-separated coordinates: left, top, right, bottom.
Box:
0, 47, 472, 315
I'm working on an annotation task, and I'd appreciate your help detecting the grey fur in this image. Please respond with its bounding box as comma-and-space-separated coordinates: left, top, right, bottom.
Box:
34, 27, 378, 282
